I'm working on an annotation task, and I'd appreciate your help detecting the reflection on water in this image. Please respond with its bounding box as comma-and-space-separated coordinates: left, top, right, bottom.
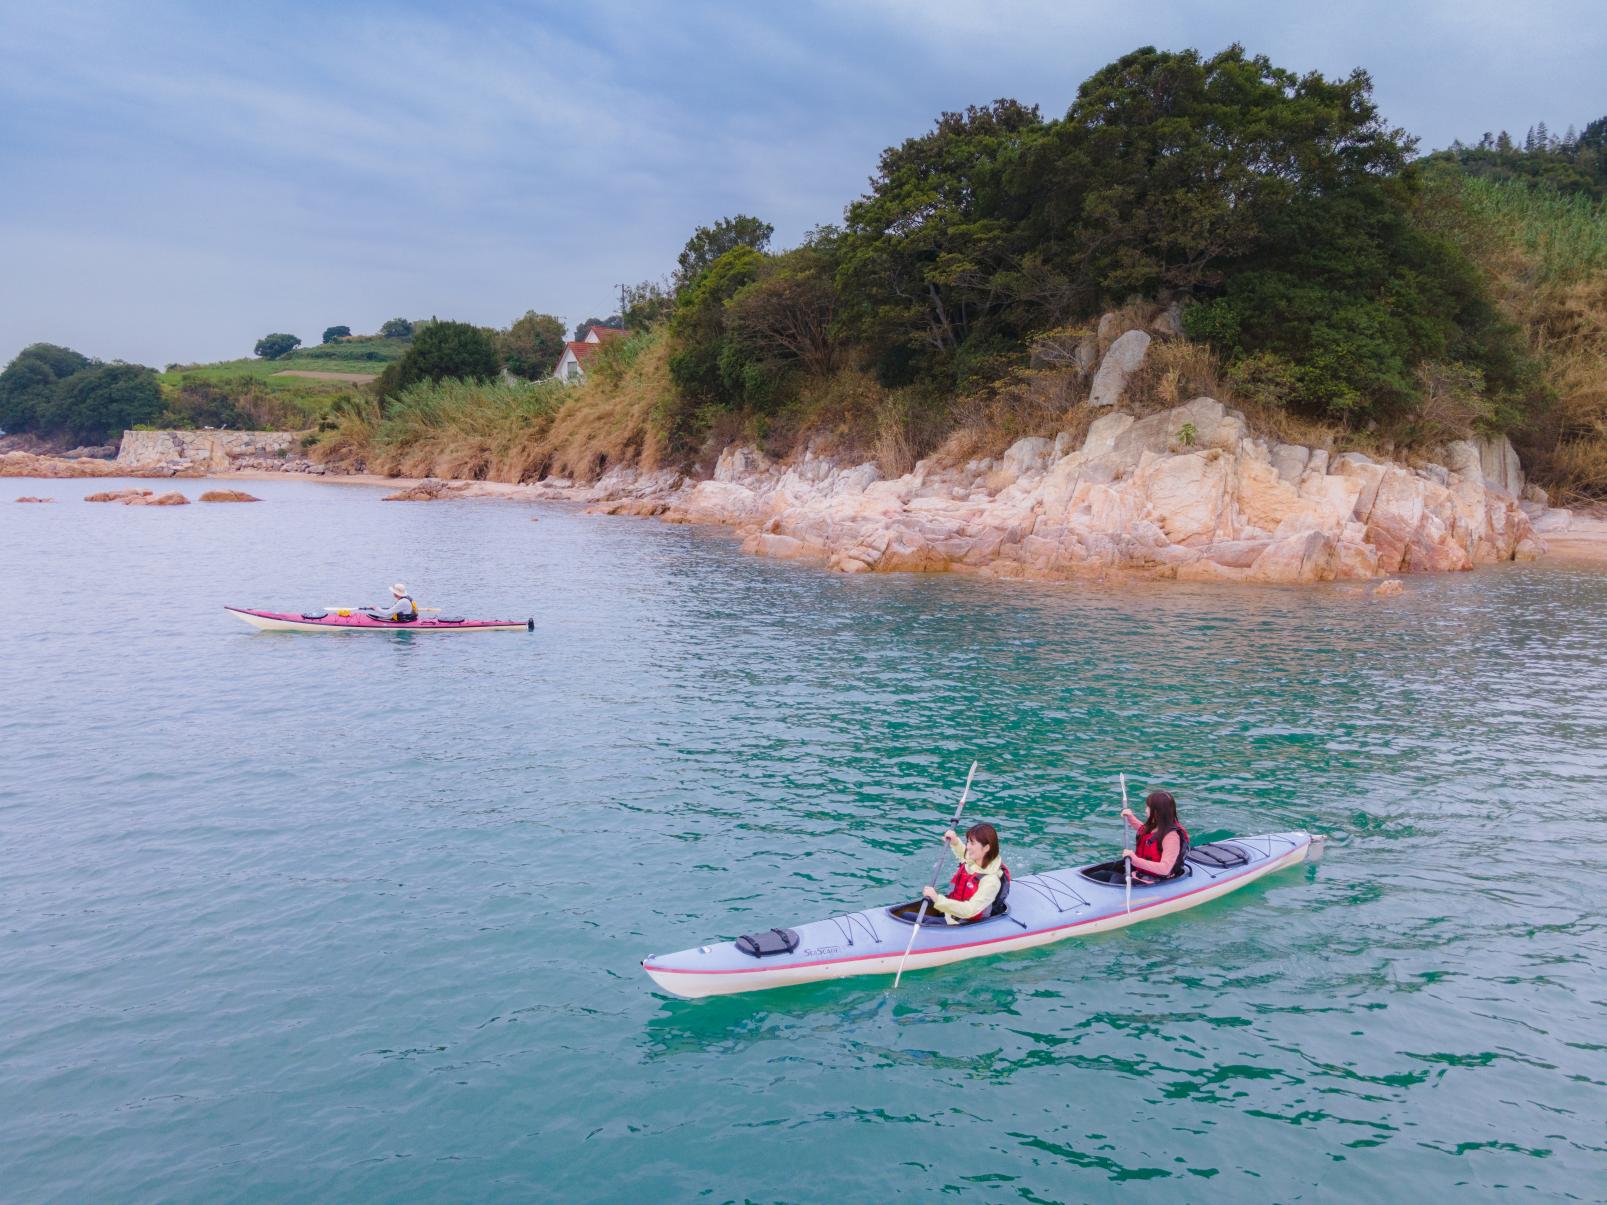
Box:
1, 479, 1605, 1199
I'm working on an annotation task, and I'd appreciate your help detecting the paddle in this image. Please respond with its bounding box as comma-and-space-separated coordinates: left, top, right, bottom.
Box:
324, 605, 441, 613
891, 760, 978, 990
1121, 772, 1132, 915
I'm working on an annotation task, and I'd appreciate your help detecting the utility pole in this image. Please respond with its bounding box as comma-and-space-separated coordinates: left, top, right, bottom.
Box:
616, 282, 628, 326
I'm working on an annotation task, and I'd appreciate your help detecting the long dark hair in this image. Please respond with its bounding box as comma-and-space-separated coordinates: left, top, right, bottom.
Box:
965, 822, 1000, 865
1139, 790, 1178, 841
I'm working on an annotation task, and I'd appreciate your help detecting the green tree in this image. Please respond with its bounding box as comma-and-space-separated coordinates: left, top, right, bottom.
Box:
380, 317, 414, 338
0, 343, 91, 432
498, 311, 567, 379
375, 320, 500, 399
838, 100, 1045, 383
674, 215, 774, 292
726, 244, 841, 375
254, 333, 301, 360
39, 362, 162, 444
668, 246, 766, 404
622, 280, 674, 329
322, 325, 351, 344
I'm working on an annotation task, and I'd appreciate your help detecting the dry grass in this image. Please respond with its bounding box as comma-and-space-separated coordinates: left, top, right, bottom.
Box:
310, 332, 677, 484
1096, 300, 1161, 354
365, 378, 566, 481
539, 333, 673, 481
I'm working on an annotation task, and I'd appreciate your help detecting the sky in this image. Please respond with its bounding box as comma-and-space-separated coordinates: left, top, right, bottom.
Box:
1, 0, 1602, 368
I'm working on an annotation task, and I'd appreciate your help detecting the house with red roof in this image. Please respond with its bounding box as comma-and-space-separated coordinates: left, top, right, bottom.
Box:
552, 324, 628, 383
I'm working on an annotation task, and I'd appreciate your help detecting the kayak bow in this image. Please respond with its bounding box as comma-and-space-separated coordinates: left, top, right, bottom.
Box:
226, 606, 532, 633
643, 831, 1320, 999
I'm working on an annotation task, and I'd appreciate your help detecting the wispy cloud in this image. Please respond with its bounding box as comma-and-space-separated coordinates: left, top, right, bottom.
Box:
1, 1, 1602, 365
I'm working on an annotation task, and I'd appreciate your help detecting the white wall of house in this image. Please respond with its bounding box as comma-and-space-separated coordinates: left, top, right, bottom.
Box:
553, 348, 583, 383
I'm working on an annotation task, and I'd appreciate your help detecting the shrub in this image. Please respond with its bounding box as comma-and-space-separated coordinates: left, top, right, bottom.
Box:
374, 320, 500, 400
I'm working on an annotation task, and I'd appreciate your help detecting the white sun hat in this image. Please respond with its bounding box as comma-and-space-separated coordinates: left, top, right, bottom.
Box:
391, 582, 408, 596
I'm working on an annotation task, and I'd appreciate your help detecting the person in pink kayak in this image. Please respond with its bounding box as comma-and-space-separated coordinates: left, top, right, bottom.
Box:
364, 583, 418, 623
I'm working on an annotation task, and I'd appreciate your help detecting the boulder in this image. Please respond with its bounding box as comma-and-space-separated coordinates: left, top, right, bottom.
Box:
1000, 436, 1053, 480
85, 488, 153, 502
587, 498, 670, 517
15, 495, 53, 502
1248, 530, 1339, 583
1269, 443, 1310, 486
382, 478, 466, 501
1087, 330, 1151, 407
199, 489, 261, 502
1150, 303, 1184, 339
1476, 435, 1523, 496
125, 491, 190, 506
1373, 579, 1405, 597
1530, 508, 1573, 534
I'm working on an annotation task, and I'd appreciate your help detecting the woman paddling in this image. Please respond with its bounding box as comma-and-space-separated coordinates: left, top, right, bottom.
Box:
921, 822, 1010, 924
1122, 789, 1190, 882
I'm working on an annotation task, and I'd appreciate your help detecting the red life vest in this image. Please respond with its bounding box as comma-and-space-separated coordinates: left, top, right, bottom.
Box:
948, 862, 1010, 907
1136, 824, 1189, 875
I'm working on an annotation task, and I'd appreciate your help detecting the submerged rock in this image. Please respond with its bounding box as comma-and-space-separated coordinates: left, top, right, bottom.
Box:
85, 489, 153, 502
15, 495, 54, 503
199, 490, 261, 502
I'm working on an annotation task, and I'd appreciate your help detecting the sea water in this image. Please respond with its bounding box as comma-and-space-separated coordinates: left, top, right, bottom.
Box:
2, 478, 1604, 1201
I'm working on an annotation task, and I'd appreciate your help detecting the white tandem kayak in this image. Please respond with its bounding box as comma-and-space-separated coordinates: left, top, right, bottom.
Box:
642, 831, 1321, 999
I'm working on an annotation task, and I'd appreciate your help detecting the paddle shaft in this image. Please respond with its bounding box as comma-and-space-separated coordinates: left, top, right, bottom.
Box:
326, 605, 441, 613
892, 761, 978, 989
1121, 772, 1132, 915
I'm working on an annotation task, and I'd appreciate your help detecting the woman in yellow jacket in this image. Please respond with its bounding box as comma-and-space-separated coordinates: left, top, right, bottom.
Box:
921, 822, 1009, 924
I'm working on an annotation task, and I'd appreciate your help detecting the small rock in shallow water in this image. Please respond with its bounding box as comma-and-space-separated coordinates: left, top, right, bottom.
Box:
85, 489, 153, 502
15, 495, 53, 502
125, 491, 190, 506
1373, 579, 1405, 597
199, 490, 261, 502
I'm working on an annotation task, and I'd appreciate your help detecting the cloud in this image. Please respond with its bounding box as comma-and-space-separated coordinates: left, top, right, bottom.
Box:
1, 1, 1602, 365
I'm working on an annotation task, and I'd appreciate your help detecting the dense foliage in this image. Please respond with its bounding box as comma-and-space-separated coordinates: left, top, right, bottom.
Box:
380, 317, 414, 338
673, 216, 773, 292
1425, 118, 1607, 200
254, 333, 301, 360
373, 319, 500, 401
0, 343, 160, 443
498, 311, 567, 379
652, 45, 1541, 449
321, 325, 351, 344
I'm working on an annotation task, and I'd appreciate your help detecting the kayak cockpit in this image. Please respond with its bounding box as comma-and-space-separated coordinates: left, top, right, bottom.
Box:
886, 900, 1013, 927
1077, 858, 1193, 887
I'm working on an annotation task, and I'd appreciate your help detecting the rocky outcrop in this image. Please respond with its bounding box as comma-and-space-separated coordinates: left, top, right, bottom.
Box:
15, 495, 53, 502
2, 451, 172, 478
575, 397, 1544, 585
199, 489, 261, 502
115, 430, 300, 474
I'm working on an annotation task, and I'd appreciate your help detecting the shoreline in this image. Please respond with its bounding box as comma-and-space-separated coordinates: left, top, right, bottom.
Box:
12, 430, 1607, 578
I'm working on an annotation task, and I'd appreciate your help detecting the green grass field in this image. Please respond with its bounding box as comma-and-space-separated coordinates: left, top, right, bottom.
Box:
158, 338, 411, 390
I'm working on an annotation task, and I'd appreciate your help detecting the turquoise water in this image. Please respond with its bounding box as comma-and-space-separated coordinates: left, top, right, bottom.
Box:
3, 477, 1605, 1201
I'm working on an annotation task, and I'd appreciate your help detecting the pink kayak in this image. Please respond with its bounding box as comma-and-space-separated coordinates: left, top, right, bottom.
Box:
226, 606, 532, 633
